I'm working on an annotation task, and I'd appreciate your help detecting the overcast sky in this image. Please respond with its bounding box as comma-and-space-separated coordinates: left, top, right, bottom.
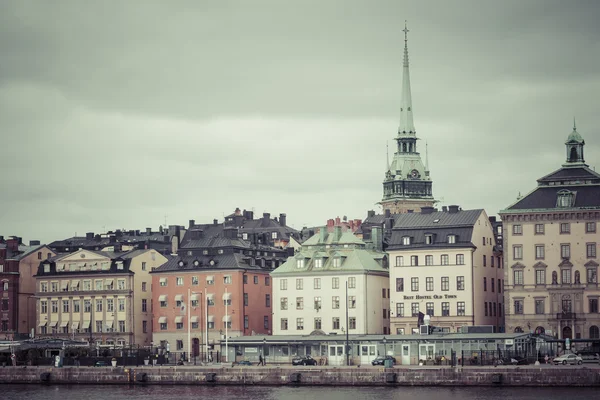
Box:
1, 0, 599, 244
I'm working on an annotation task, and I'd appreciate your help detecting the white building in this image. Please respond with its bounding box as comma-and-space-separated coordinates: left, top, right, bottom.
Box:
387, 206, 504, 334
271, 226, 390, 338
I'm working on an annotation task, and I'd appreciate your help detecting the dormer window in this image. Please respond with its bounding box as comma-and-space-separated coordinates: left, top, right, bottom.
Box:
203, 250, 208, 255
44, 263, 50, 273
271, 232, 277, 239
296, 259, 305, 269
447, 235, 457, 244
425, 234, 433, 245
242, 233, 248, 240
116, 261, 124, 270
314, 259, 323, 268
402, 236, 411, 245
557, 190, 575, 208
333, 257, 342, 268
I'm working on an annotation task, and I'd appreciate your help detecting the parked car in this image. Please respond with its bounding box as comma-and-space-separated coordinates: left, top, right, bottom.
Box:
292, 355, 318, 366
553, 354, 583, 365
237, 360, 252, 366
94, 360, 108, 367
371, 356, 397, 366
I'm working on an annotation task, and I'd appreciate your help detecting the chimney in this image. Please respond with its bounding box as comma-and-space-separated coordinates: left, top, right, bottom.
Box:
0, 236, 3, 242
442, 206, 448, 212
421, 206, 435, 215
384, 209, 391, 218
319, 227, 327, 242
235, 207, 242, 215
334, 225, 342, 241
189, 220, 195, 228
448, 205, 460, 214
372, 227, 383, 252
262, 213, 270, 226
29, 240, 41, 246
135, 230, 140, 236
213, 219, 218, 226
234, 214, 244, 227
489, 216, 497, 223
327, 219, 334, 227
279, 213, 287, 227
335, 216, 341, 225
367, 210, 375, 218
86, 232, 94, 240
247, 210, 254, 220
94, 234, 102, 242
407, 210, 413, 213
146, 227, 152, 234
6, 237, 19, 251
109, 235, 117, 244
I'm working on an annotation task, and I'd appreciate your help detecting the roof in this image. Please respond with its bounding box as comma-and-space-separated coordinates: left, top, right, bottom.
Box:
152, 253, 267, 273
180, 224, 250, 249
537, 165, 600, 183
391, 209, 483, 229
503, 184, 600, 211
302, 229, 365, 246
7, 244, 49, 261
388, 227, 476, 250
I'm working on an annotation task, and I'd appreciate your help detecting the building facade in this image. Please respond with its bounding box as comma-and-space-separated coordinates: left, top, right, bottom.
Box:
380, 25, 434, 214
35, 249, 167, 346
500, 123, 600, 339
271, 226, 390, 338
388, 206, 504, 334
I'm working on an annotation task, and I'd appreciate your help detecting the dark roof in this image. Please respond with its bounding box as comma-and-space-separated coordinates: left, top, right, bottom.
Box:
388, 227, 476, 250
180, 224, 250, 249
152, 253, 267, 273
239, 218, 297, 240
537, 165, 600, 183
505, 185, 600, 211
392, 209, 483, 229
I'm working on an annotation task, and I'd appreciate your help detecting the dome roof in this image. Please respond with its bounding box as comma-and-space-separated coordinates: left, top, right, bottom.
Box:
567, 128, 584, 143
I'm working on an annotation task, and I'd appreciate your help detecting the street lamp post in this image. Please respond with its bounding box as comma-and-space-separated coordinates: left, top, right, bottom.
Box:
263, 337, 267, 366
383, 336, 387, 357
225, 287, 229, 362
345, 280, 350, 366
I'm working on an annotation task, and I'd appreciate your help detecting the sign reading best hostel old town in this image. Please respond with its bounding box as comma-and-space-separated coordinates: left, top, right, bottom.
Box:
403, 294, 458, 300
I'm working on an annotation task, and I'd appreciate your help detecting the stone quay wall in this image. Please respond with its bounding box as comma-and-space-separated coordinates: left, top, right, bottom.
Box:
1, 366, 600, 387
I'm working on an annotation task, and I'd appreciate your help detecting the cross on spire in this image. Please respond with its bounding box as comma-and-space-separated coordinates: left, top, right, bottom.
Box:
403, 21, 409, 44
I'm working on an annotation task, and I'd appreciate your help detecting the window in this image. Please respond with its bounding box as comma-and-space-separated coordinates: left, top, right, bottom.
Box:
314, 317, 321, 330
242, 293, 248, 306
514, 269, 524, 285
483, 277, 487, 292
447, 235, 456, 244
457, 302, 465, 316
224, 275, 232, 284
425, 255, 433, 266
73, 300, 80, 313
264, 315, 269, 329
175, 277, 183, 286
456, 276, 465, 290
456, 254, 464, 265
333, 257, 342, 268
396, 278, 404, 292
314, 278, 321, 289
314, 296, 322, 310
243, 275, 248, 284
280, 279, 287, 290
159, 278, 167, 287
561, 269, 572, 284
118, 298, 125, 312
332, 296, 340, 309
410, 256, 418, 266
106, 298, 114, 313
426, 302, 434, 316
484, 302, 488, 316
425, 234, 433, 244
535, 245, 545, 259
314, 259, 323, 268
62, 300, 70, 313
296, 279, 303, 290
397, 328, 405, 335
587, 243, 597, 258
587, 222, 597, 233
207, 276, 214, 285
411, 277, 419, 291
296, 259, 305, 269
332, 317, 340, 330
483, 255, 487, 266
348, 295, 356, 308
296, 297, 303, 310
512, 225, 522, 235
411, 303, 419, 317
265, 294, 271, 307
426, 277, 433, 291
588, 268, 597, 284
396, 303, 404, 317
280, 297, 288, 310
402, 236, 411, 245
265, 276, 270, 286
253, 276, 258, 284
535, 224, 545, 234
513, 245, 523, 260
349, 317, 356, 330
535, 299, 544, 314
332, 277, 339, 289
491, 278, 495, 292
279, 318, 288, 330
491, 257, 495, 267
441, 277, 449, 291
440, 254, 449, 265
560, 223, 571, 234
514, 299, 524, 314
395, 256, 404, 266
84, 300, 91, 313
348, 277, 356, 288
561, 244, 571, 259
442, 302, 450, 316
96, 299, 103, 312
590, 298, 599, 313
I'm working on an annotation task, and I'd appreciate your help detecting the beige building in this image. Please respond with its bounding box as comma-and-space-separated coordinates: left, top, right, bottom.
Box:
35, 249, 167, 346
500, 123, 600, 339
388, 206, 504, 334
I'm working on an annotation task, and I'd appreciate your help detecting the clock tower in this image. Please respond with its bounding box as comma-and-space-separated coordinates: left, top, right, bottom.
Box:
379, 24, 434, 214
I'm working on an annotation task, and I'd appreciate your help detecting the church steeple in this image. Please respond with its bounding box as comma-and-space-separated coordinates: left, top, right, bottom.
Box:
398, 22, 415, 135
564, 118, 586, 166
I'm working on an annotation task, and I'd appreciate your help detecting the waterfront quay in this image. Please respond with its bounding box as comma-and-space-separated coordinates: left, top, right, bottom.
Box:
2, 364, 600, 387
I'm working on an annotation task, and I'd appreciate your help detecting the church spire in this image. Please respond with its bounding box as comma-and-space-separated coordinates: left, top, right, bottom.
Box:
398, 21, 415, 135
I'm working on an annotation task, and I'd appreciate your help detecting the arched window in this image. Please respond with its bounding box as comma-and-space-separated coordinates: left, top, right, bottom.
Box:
575, 270, 581, 284
514, 326, 523, 333
590, 325, 600, 339
535, 326, 545, 335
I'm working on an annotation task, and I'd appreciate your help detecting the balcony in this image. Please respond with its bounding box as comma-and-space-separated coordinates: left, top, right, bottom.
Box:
556, 312, 576, 320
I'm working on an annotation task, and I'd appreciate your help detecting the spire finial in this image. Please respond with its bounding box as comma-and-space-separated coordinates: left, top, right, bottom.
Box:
386, 142, 390, 172
403, 21, 409, 44
425, 140, 429, 172
402, 21, 410, 67
573, 117, 577, 131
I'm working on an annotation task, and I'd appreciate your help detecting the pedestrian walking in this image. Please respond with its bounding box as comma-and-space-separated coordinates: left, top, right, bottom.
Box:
258, 354, 264, 366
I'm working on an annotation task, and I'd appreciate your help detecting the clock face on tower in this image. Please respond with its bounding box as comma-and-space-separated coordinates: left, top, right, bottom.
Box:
411, 169, 420, 179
